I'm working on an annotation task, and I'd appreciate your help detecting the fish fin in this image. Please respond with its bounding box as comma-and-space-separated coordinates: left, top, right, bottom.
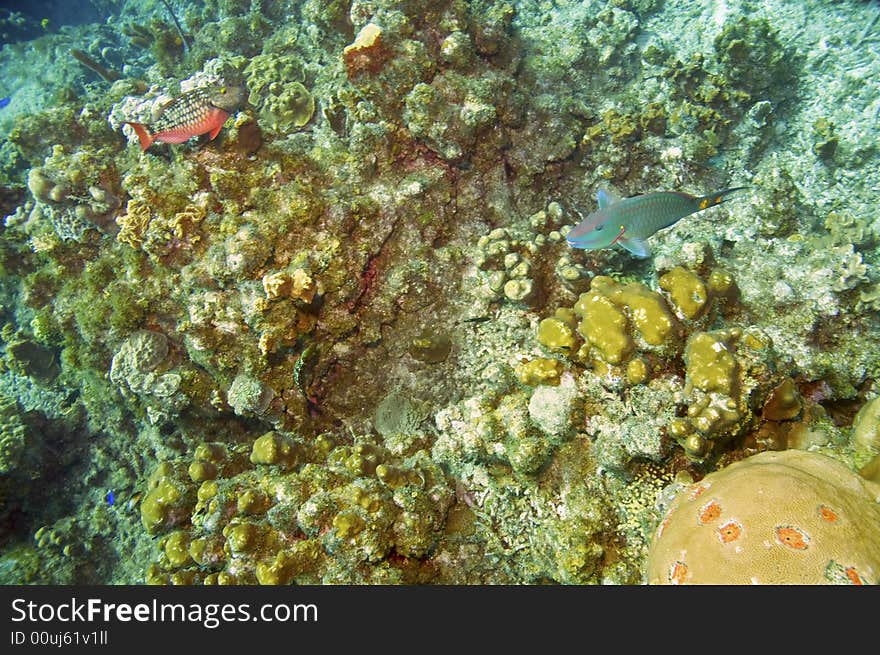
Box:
124, 122, 153, 151
618, 236, 651, 258
699, 186, 749, 209
207, 110, 230, 141
597, 185, 622, 209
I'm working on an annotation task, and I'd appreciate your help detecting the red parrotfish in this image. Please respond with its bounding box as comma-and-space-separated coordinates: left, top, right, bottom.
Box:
124, 85, 245, 151
566, 185, 748, 257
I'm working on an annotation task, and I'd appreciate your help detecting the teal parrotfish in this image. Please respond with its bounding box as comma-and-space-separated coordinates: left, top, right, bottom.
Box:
124, 85, 245, 151
566, 185, 748, 258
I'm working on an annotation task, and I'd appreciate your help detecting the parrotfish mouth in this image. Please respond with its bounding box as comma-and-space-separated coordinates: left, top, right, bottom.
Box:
566, 235, 606, 250
566, 223, 619, 250
209, 85, 246, 112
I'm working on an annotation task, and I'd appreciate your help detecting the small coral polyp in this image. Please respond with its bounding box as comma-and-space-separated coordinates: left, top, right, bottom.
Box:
647, 450, 880, 584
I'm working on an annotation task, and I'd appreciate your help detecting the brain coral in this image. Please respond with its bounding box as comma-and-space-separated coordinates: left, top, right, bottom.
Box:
646, 450, 880, 585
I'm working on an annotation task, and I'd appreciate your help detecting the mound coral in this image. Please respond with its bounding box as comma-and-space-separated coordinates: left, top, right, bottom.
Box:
646, 450, 880, 584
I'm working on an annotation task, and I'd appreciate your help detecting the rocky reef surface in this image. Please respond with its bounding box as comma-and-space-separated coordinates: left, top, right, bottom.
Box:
0, 0, 878, 584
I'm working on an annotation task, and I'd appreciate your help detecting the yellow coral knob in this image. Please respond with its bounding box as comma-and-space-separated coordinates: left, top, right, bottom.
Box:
684, 331, 738, 395
514, 358, 563, 386
659, 266, 708, 320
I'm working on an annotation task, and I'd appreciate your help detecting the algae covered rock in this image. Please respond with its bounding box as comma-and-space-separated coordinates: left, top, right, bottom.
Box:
647, 450, 880, 584
109, 330, 188, 424
0, 394, 27, 476
852, 396, 880, 459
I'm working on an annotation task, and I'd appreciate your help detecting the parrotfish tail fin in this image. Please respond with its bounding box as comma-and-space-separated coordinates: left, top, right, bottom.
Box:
124, 122, 154, 151
697, 186, 749, 210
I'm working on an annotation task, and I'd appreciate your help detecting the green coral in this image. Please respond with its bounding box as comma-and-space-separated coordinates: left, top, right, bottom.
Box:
245, 54, 315, 136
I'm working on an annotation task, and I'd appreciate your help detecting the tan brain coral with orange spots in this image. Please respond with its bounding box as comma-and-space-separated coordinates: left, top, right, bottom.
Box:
646, 450, 880, 584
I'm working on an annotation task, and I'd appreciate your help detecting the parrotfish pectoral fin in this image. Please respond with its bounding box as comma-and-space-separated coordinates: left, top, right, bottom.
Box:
207, 109, 231, 141
618, 236, 651, 258
124, 122, 154, 151
597, 185, 622, 209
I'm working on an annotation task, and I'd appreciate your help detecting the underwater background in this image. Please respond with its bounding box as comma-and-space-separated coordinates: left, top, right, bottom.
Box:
0, 0, 878, 585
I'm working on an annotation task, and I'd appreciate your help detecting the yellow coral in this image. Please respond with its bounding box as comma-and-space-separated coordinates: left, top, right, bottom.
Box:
647, 450, 880, 584
140, 462, 193, 534
255, 540, 322, 585
659, 266, 708, 320
116, 198, 152, 248
250, 431, 302, 467
224, 521, 266, 554
514, 358, 563, 386
163, 531, 192, 567
170, 204, 205, 241
592, 276, 677, 346
706, 269, 736, 297
852, 397, 880, 458
573, 275, 678, 369
626, 357, 648, 385
684, 329, 740, 396
262, 272, 292, 300
261, 268, 317, 303
670, 329, 747, 459
537, 308, 579, 351
574, 286, 632, 365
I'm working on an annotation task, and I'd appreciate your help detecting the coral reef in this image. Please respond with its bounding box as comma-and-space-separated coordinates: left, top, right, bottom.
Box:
0, 0, 878, 586
852, 396, 880, 462
244, 54, 316, 136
